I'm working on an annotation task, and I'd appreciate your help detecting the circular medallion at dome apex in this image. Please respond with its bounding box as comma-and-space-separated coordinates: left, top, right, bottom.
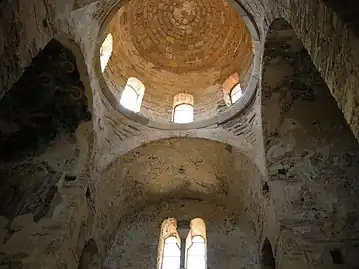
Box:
127, 0, 253, 79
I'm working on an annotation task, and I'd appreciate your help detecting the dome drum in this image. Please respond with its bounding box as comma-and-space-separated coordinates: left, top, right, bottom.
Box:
95, 0, 261, 128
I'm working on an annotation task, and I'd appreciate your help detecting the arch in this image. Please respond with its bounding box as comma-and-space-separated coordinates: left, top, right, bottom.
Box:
267, 1, 359, 141
261, 238, 275, 269
100, 33, 113, 72
78, 239, 100, 269
0, 38, 91, 222
99, 133, 261, 176
172, 93, 194, 123
55, 33, 94, 112
262, 18, 359, 265
119, 77, 145, 113
186, 218, 207, 269
189, 218, 207, 240
158, 218, 181, 269
97, 136, 264, 263
104, 200, 259, 269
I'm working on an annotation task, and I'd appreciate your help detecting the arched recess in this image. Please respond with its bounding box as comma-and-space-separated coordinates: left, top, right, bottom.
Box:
78, 239, 100, 269
98, 127, 260, 172
96, 137, 264, 259
261, 238, 275, 269
0, 38, 92, 223
262, 18, 359, 265
104, 200, 259, 269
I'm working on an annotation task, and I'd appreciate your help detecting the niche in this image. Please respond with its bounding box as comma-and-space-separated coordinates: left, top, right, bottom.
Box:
261, 238, 275, 269
330, 249, 345, 264
78, 239, 100, 269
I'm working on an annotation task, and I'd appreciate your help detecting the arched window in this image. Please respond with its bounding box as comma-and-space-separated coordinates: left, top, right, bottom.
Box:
186, 236, 206, 269
159, 218, 206, 269
230, 83, 242, 103
222, 72, 242, 105
100, 33, 113, 72
162, 236, 181, 269
119, 77, 145, 113
172, 93, 194, 123
186, 218, 206, 269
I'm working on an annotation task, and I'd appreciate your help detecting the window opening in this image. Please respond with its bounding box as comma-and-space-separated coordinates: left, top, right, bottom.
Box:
173, 104, 194, 124
162, 236, 181, 269
172, 93, 194, 124
100, 33, 113, 72
159, 218, 206, 269
119, 77, 145, 113
222, 72, 242, 105
230, 83, 242, 103
186, 236, 206, 269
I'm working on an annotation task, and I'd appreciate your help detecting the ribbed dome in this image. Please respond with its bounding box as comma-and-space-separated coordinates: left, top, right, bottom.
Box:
101, 0, 255, 123
127, 0, 253, 78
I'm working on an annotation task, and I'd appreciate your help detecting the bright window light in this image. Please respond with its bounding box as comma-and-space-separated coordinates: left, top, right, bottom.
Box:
119, 77, 145, 113
100, 33, 113, 72
162, 237, 181, 269
173, 104, 194, 123
120, 86, 139, 112
230, 83, 242, 104
186, 236, 206, 269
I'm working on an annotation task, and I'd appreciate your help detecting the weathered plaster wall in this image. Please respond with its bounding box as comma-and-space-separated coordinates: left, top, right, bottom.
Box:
266, 0, 359, 141
0, 0, 359, 268
95, 89, 261, 171
91, 138, 264, 257
104, 200, 259, 269
0, 39, 94, 269
2, 0, 359, 140
261, 19, 359, 267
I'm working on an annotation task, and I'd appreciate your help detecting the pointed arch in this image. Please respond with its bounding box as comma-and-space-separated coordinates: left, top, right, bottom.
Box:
78, 239, 100, 269
261, 238, 275, 269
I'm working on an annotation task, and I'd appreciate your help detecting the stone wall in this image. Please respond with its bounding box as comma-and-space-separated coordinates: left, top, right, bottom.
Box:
267, 0, 359, 141
102, 0, 253, 123
0, 0, 359, 268
261, 19, 359, 267
104, 200, 259, 269
91, 138, 264, 257
0, 38, 93, 269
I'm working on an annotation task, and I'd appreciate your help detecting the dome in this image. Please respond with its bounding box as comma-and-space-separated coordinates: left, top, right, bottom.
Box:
98, 0, 259, 125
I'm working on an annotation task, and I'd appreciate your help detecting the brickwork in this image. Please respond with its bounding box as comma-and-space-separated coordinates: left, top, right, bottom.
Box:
0, 0, 359, 268
103, 0, 253, 122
